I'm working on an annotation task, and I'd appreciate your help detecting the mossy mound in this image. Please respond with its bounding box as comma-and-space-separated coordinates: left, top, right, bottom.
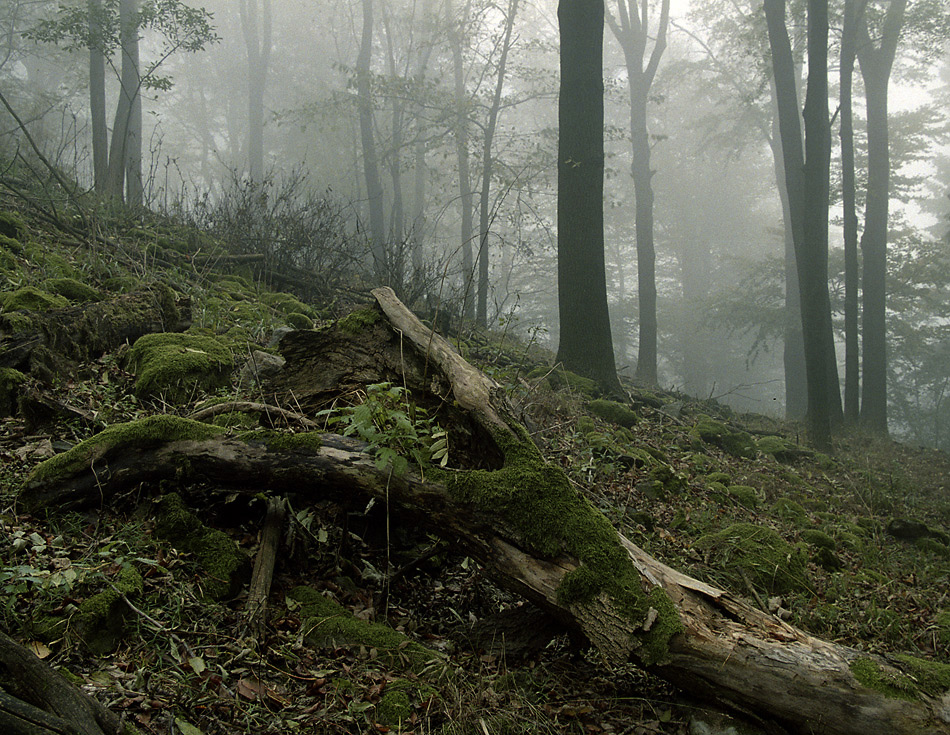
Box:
695, 523, 810, 595
261, 291, 317, 319
936, 610, 950, 647
0, 286, 69, 313
588, 399, 637, 428
690, 416, 756, 458
290, 586, 443, 673
726, 484, 759, 509
285, 311, 314, 330
0, 368, 26, 416
154, 493, 249, 600
800, 529, 836, 551
75, 564, 143, 654
0, 247, 20, 273
126, 332, 234, 402
756, 435, 809, 462
638, 464, 686, 500
771, 498, 808, 524
0, 211, 26, 241
103, 275, 141, 293
42, 277, 102, 304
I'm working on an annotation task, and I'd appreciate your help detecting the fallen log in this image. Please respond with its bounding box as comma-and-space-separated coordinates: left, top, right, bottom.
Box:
19, 288, 950, 735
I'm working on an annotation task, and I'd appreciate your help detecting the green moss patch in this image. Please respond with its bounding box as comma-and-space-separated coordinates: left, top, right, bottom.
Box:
849, 655, 950, 701
800, 529, 836, 551
76, 564, 143, 654
690, 416, 756, 458
290, 586, 442, 672
441, 428, 682, 665
154, 493, 249, 600
28, 415, 224, 487
726, 485, 759, 509
755, 435, 809, 462
695, 523, 810, 595
127, 332, 234, 402
771, 498, 807, 524
43, 277, 102, 304
285, 311, 314, 329
337, 307, 380, 335
1, 286, 68, 313
588, 399, 638, 428
262, 291, 316, 318
0, 211, 26, 241
0, 368, 26, 416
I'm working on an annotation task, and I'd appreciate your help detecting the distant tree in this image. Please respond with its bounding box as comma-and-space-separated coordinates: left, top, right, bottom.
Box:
556, 0, 622, 394
239, 0, 271, 184
606, 0, 670, 386
765, 0, 841, 448
28, 0, 217, 203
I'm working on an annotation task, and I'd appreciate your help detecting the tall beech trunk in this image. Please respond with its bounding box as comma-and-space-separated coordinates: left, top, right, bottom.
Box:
856, 0, 906, 435
88, 0, 108, 194
239, 0, 272, 184
606, 0, 671, 387
20, 288, 950, 735
106, 0, 141, 203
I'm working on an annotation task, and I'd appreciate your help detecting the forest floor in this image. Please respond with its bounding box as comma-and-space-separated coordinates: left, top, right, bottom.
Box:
0, 192, 948, 735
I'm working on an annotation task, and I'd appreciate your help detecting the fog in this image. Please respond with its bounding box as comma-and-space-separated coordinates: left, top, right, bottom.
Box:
1, 0, 948, 447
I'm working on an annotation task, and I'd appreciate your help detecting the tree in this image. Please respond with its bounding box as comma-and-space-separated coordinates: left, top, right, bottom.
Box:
106, 0, 142, 205
765, 0, 841, 448
606, 0, 670, 386
239, 0, 272, 184
556, 0, 622, 394
855, 0, 907, 434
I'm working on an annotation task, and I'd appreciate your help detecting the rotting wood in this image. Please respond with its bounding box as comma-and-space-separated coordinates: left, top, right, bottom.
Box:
242, 497, 288, 639
188, 401, 318, 429
19, 288, 950, 735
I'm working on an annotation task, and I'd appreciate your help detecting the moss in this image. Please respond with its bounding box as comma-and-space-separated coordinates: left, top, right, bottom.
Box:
290, 587, 442, 672
588, 399, 637, 428
726, 485, 759, 509
690, 416, 756, 458
0, 247, 20, 273
127, 332, 234, 402
376, 680, 415, 726
771, 498, 808, 524
0, 211, 26, 241
848, 656, 950, 701
915, 537, 950, 558
557, 370, 599, 396
154, 493, 249, 600
102, 276, 140, 293
800, 529, 836, 551
0, 311, 33, 333
0, 368, 26, 416
639, 464, 686, 500
43, 277, 102, 304
0, 233, 23, 255
76, 564, 143, 654
285, 311, 314, 329
755, 435, 807, 462
440, 425, 682, 666
706, 471, 730, 484
261, 291, 316, 318
695, 523, 810, 595
28, 415, 224, 486
337, 307, 380, 335
1, 286, 69, 313
239, 428, 323, 453
936, 610, 950, 647
576, 416, 596, 434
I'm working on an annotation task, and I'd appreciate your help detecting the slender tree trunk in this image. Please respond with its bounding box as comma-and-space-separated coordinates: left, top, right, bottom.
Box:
447, 0, 475, 321
240, 0, 272, 184
856, 0, 906, 435
357, 0, 388, 279
106, 0, 140, 203
476, 0, 519, 328
125, 20, 143, 207
556, 0, 622, 394
840, 0, 866, 425
88, 0, 108, 194
606, 0, 670, 387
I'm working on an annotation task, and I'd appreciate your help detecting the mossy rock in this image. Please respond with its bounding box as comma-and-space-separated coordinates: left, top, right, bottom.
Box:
695, 523, 810, 595
690, 416, 756, 458
154, 493, 249, 600
290, 587, 443, 673
0, 368, 26, 416
75, 565, 143, 654
706, 471, 730, 485
0, 247, 20, 273
576, 416, 596, 434
43, 277, 102, 304
726, 484, 759, 509
375, 679, 436, 727
755, 435, 809, 462
0, 211, 26, 241
638, 464, 686, 500
588, 399, 637, 428
261, 291, 316, 319
771, 498, 808, 524
915, 537, 950, 558
102, 276, 141, 293
0, 286, 69, 313
800, 529, 836, 551
126, 332, 234, 403
285, 311, 314, 330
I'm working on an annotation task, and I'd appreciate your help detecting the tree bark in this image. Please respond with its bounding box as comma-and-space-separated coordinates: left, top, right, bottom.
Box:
239, 0, 272, 184
106, 0, 141, 204
20, 288, 950, 735
555, 0, 622, 394
88, 0, 108, 195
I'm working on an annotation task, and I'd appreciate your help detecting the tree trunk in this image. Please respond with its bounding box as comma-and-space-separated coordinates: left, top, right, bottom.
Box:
606, 0, 670, 388
476, 0, 519, 328
240, 0, 272, 184
106, 0, 140, 202
555, 0, 622, 394
357, 0, 388, 280
88, 0, 108, 195
20, 288, 950, 735
856, 0, 906, 435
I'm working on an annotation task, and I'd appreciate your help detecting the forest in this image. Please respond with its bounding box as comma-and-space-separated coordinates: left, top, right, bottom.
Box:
0, 0, 949, 734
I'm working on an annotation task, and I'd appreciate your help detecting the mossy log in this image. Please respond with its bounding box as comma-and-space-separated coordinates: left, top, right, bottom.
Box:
0, 630, 124, 735
0, 283, 190, 382
19, 288, 950, 735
